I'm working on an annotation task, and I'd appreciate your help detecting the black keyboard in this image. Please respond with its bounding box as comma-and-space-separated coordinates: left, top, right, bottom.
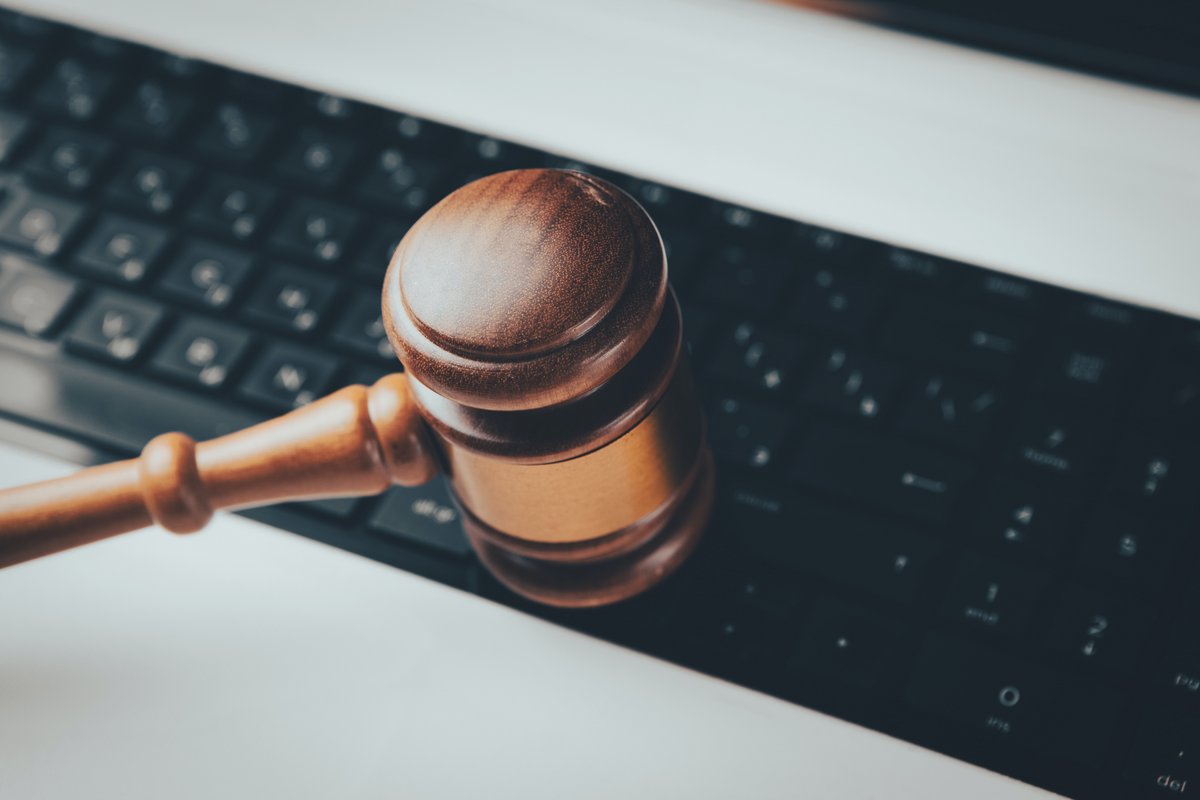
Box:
0, 11, 1197, 799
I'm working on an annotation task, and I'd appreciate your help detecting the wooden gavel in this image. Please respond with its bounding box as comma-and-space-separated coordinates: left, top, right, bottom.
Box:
0, 169, 714, 607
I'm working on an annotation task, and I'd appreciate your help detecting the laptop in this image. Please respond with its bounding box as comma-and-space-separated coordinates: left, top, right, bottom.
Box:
0, 0, 1196, 797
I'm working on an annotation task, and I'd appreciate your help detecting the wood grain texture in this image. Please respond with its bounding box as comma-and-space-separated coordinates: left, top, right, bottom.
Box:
384, 169, 667, 412
0, 373, 436, 568
0, 168, 715, 608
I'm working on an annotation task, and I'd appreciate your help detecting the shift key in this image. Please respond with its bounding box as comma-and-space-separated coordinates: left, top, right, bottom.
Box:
791, 422, 974, 525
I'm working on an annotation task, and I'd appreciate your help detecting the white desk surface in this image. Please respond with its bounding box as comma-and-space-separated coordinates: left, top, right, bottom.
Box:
0, 444, 1054, 799
6, 0, 1196, 796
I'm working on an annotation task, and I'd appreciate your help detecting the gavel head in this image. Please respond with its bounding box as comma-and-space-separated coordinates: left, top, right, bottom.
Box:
382, 169, 714, 608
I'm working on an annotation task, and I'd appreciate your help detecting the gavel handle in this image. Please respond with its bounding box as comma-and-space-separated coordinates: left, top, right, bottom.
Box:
0, 373, 439, 568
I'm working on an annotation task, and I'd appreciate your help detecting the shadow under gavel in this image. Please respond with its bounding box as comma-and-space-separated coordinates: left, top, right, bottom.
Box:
0, 169, 714, 608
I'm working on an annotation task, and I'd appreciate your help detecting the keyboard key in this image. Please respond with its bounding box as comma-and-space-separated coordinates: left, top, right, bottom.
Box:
0, 11, 59, 44
698, 246, 789, 313
1043, 588, 1146, 675
194, 102, 276, 164
305, 92, 368, 125
1137, 358, 1200, 436
369, 479, 471, 558
909, 633, 1052, 742
881, 297, 1031, 379
149, 317, 251, 390
1126, 713, 1198, 797
354, 221, 407, 281
267, 197, 358, 266
1160, 639, 1200, 714
710, 322, 805, 396
960, 271, 1043, 315
1009, 404, 1109, 481
707, 394, 790, 470
299, 496, 361, 520
186, 174, 276, 243
329, 290, 394, 362
224, 72, 299, 108
32, 58, 116, 121
1109, 433, 1200, 512
276, 127, 355, 188
0, 41, 36, 95
64, 290, 165, 364
0, 110, 32, 164
1073, 507, 1166, 590
0, 189, 85, 257
381, 113, 453, 153
897, 373, 1000, 453
104, 151, 196, 217
942, 555, 1045, 637
241, 264, 336, 334
459, 133, 539, 174
707, 201, 776, 240
22, 127, 112, 193
357, 146, 440, 214
0, 255, 79, 336
791, 422, 974, 525
724, 479, 937, 604
1038, 680, 1124, 766
147, 52, 209, 84
236, 344, 337, 410
791, 598, 905, 691
680, 574, 798, 680
794, 224, 859, 260
913, 637, 1121, 765
1039, 342, 1127, 404
74, 214, 170, 284
618, 177, 698, 223
883, 247, 955, 290
70, 31, 136, 63
971, 478, 1067, 564
790, 264, 882, 339
801, 345, 899, 422
157, 239, 255, 311
112, 80, 196, 142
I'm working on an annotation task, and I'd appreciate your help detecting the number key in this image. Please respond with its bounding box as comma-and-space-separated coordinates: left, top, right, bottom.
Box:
941, 555, 1044, 637
1043, 589, 1146, 675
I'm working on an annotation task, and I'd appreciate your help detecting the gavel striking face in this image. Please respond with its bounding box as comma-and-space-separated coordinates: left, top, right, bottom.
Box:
0, 169, 714, 608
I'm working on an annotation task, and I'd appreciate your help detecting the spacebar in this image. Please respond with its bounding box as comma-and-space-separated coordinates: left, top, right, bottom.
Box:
0, 344, 263, 456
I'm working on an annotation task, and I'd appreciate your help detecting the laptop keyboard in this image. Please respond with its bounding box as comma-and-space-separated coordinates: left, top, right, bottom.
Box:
0, 11, 1197, 799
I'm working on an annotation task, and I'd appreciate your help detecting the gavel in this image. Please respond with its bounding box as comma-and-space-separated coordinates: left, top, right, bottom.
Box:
0, 169, 714, 608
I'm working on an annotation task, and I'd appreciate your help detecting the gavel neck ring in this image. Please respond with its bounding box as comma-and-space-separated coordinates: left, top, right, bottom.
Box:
406, 291, 684, 464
